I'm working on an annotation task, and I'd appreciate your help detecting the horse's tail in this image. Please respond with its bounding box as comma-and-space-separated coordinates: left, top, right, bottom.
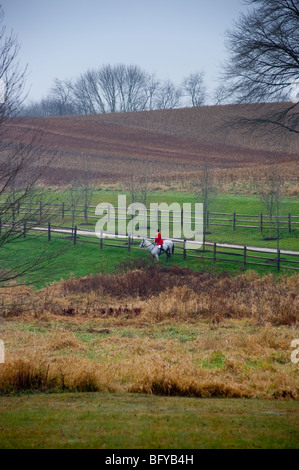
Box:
172, 243, 174, 254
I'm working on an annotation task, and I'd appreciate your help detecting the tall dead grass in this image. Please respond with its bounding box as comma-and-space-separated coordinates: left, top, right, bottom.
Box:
143, 275, 299, 326
0, 266, 298, 398
0, 354, 115, 394
1, 266, 298, 326
31, 267, 299, 327
2, 343, 297, 399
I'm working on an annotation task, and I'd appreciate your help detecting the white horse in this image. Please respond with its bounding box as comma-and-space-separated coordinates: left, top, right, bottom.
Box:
139, 238, 174, 262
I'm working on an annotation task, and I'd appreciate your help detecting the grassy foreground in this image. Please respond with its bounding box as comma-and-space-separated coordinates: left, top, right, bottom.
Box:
1, 188, 298, 450
0, 393, 298, 449
1, 189, 298, 288
1, 266, 298, 399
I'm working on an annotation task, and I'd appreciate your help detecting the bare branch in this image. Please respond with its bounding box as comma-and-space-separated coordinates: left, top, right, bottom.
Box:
222, 0, 299, 134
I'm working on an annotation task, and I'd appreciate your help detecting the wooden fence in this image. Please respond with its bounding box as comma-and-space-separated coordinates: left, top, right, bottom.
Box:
1, 200, 299, 233
20, 222, 299, 273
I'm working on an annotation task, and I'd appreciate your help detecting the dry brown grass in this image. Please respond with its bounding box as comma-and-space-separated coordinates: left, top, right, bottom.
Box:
1, 266, 298, 326
1, 327, 297, 398
0, 267, 298, 398
0, 355, 112, 393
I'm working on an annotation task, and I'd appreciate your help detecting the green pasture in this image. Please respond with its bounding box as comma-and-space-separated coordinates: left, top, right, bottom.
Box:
0, 393, 298, 449
15, 190, 299, 250
1, 190, 298, 288
49, 188, 299, 214
0, 232, 298, 289
1, 189, 298, 450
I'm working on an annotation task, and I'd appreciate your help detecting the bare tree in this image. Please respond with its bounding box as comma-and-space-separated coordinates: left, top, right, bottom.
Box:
114, 64, 149, 112
213, 84, 232, 105
49, 78, 76, 115
70, 64, 151, 114
97, 64, 118, 113
125, 160, 153, 207
0, 7, 26, 124
155, 80, 182, 109
72, 72, 98, 114
66, 181, 84, 231
145, 74, 161, 110
21, 64, 190, 116
182, 72, 206, 107
0, 4, 61, 284
81, 181, 94, 225
192, 163, 216, 248
223, 0, 299, 135
78, 160, 96, 225
256, 166, 285, 246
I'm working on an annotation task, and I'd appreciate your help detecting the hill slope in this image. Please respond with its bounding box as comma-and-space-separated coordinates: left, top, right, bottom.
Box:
3, 103, 299, 185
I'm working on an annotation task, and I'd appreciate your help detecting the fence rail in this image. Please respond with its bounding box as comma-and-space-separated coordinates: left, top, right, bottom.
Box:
0, 200, 299, 233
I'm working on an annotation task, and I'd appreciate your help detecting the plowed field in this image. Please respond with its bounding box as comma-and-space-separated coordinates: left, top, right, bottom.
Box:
3, 103, 298, 185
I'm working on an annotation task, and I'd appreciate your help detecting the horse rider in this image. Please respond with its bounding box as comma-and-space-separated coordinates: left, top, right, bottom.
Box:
155, 229, 164, 255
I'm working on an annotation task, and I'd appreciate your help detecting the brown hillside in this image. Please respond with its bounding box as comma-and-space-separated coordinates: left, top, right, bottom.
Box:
3, 103, 299, 186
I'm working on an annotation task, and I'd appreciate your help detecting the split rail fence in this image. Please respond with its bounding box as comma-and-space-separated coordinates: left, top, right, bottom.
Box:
1, 200, 299, 233
10, 221, 299, 273
1, 199, 299, 272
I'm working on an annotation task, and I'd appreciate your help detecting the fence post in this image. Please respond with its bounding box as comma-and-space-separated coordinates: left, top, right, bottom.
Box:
213, 242, 216, 263
128, 236, 131, 251
233, 212, 236, 231
277, 249, 280, 272
288, 213, 291, 233
243, 246, 247, 268
62, 202, 65, 220
100, 230, 103, 249
183, 239, 186, 259
260, 213, 263, 232
181, 208, 183, 228
0, 218, 1, 236
48, 221, 51, 241
73, 225, 77, 245
40, 201, 42, 221
17, 200, 20, 215
23, 222, 26, 238
207, 210, 209, 229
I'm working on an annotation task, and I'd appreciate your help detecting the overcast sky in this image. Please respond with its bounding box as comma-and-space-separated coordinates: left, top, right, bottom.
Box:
1, 0, 250, 103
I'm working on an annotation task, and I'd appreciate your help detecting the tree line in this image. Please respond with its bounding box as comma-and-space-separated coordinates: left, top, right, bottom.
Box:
19, 0, 299, 133
21, 66, 207, 117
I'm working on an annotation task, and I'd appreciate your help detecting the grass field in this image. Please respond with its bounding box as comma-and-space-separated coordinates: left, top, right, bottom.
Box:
27, 190, 299, 250
1, 266, 298, 399
0, 281, 298, 449
1, 190, 299, 290
0, 393, 298, 449
1, 104, 299, 450
1, 234, 298, 290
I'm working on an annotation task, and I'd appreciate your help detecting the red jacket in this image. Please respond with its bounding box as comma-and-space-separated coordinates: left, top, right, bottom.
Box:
155, 232, 163, 246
